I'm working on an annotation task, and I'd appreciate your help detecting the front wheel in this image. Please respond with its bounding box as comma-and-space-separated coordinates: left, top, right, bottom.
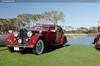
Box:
8, 46, 14, 52
33, 39, 44, 55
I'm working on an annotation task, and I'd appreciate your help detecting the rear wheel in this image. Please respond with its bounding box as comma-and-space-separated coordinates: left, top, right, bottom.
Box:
8, 46, 14, 52
33, 39, 44, 55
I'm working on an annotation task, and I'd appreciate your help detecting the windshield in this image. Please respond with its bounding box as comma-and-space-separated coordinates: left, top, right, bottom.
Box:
32, 25, 49, 31
18, 21, 54, 30
18, 21, 58, 31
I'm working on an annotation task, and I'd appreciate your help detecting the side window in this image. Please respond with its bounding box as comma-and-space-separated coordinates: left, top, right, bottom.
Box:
57, 26, 63, 33
49, 27, 56, 32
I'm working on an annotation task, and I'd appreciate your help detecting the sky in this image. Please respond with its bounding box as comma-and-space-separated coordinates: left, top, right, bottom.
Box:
0, 3, 100, 27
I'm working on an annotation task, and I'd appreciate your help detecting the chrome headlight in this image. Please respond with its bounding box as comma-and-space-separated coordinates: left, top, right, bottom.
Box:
14, 32, 19, 37
18, 39, 22, 43
8, 30, 13, 33
27, 31, 32, 37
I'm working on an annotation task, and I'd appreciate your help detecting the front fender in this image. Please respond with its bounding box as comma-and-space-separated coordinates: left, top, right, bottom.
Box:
27, 34, 41, 46
4, 34, 18, 45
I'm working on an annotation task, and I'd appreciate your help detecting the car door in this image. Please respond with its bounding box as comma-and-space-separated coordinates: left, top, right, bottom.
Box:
45, 26, 56, 44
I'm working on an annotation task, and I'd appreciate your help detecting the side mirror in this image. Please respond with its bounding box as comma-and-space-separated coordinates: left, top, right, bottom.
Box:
8, 30, 13, 34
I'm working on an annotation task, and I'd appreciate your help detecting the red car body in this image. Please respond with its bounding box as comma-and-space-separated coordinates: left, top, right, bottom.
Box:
4, 24, 67, 54
93, 34, 100, 49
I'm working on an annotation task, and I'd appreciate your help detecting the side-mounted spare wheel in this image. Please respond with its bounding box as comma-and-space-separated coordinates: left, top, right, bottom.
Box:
33, 39, 45, 55
8, 46, 14, 52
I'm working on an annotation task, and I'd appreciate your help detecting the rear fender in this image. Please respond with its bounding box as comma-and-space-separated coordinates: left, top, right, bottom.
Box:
61, 35, 68, 44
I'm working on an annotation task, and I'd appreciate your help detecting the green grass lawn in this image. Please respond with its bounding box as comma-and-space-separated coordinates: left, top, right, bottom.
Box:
0, 44, 100, 66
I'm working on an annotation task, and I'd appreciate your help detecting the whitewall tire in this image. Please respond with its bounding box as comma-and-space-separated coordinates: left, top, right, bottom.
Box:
33, 39, 44, 55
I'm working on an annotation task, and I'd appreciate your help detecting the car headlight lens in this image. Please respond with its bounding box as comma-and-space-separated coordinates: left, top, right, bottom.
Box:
27, 31, 32, 37
8, 30, 13, 33
18, 39, 22, 43
14, 32, 19, 37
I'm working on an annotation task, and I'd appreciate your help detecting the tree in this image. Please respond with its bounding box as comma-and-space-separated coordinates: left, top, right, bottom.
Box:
17, 14, 44, 28
17, 14, 34, 28
43, 11, 64, 24
0, 18, 18, 33
7, 18, 18, 30
0, 11, 65, 32
0, 18, 8, 32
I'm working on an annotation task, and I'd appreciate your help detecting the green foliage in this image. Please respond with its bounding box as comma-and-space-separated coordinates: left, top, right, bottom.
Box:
0, 11, 64, 32
0, 18, 18, 33
64, 26, 97, 34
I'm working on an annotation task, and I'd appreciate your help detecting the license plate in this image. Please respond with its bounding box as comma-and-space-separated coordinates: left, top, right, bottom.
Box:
14, 47, 19, 51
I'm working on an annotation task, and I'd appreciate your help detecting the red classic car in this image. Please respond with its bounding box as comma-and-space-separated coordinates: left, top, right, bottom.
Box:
4, 24, 67, 55
93, 34, 100, 50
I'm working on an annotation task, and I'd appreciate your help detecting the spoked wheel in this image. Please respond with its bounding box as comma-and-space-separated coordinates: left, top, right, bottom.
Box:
8, 46, 14, 52
33, 39, 44, 55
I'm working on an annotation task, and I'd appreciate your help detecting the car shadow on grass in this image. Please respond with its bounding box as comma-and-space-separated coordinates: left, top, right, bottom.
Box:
21, 44, 71, 55
43, 44, 71, 54
0, 42, 8, 51
0, 45, 5, 47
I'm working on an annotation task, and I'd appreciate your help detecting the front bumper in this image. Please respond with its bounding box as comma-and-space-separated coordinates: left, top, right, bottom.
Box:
7, 44, 34, 51
7, 44, 34, 48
